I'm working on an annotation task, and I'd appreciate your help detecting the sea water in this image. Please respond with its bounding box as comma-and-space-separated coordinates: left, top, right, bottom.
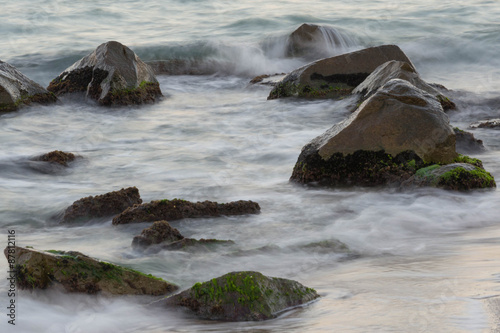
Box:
1, 0, 500, 332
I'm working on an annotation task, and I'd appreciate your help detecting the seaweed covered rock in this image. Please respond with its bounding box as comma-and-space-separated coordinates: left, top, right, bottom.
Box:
62, 187, 142, 223
113, 199, 260, 225
32, 150, 77, 167
268, 44, 412, 100
291, 79, 457, 187
4, 246, 177, 295
470, 119, 500, 129
352, 60, 455, 110
454, 127, 485, 153
161, 271, 319, 321
285, 23, 355, 59
406, 162, 496, 190
0, 61, 57, 112
47, 41, 162, 106
132, 220, 234, 252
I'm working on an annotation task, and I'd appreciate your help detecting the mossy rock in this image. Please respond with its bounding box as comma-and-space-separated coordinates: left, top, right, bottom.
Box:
162, 271, 319, 321
4, 246, 178, 295
411, 163, 496, 190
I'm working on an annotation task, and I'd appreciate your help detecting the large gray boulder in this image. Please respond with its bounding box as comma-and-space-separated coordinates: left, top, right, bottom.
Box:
159, 271, 319, 321
0, 61, 57, 112
268, 44, 412, 100
47, 41, 162, 106
5, 246, 178, 295
290, 79, 457, 186
353, 60, 455, 110
285, 23, 355, 59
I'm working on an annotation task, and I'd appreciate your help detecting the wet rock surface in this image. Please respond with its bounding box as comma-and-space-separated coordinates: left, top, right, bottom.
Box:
0, 61, 57, 112
470, 119, 500, 129
352, 60, 455, 110
47, 41, 162, 106
160, 271, 319, 321
268, 45, 412, 100
62, 187, 142, 223
5, 246, 177, 295
113, 199, 260, 225
454, 128, 485, 153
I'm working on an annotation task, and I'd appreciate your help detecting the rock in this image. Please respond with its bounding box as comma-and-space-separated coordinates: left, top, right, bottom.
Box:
160, 271, 319, 321
249, 73, 286, 86
290, 79, 457, 186
47, 41, 162, 106
113, 198, 260, 225
132, 220, 235, 253
268, 45, 412, 100
299, 239, 350, 254
406, 162, 496, 190
454, 127, 485, 153
132, 221, 184, 249
31, 150, 77, 167
285, 23, 355, 59
4, 246, 177, 295
161, 238, 235, 252
470, 119, 500, 129
352, 60, 456, 110
0, 61, 57, 112
62, 187, 142, 223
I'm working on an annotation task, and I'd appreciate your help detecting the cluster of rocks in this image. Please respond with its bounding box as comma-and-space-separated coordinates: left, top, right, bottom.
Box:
0, 41, 162, 112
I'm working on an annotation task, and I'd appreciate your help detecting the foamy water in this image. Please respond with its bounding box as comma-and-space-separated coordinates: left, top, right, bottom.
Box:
1, 1, 500, 332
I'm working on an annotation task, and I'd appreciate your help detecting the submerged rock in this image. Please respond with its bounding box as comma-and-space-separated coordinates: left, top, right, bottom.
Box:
132, 221, 184, 248
132, 220, 234, 252
268, 44, 412, 100
285, 23, 355, 59
113, 198, 260, 225
47, 41, 162, 106
454, 127, 485, 153
0, 61, 57, 112
470, 119, 500, 129
146, 59, 220, 76
160, 271, 319, 321
62, 187, 142, 223
5, 246, 177, 295
352, 60, 455, 110
405, 162, 496, 190
290, 79, 466, 187
31, 150, 77, 167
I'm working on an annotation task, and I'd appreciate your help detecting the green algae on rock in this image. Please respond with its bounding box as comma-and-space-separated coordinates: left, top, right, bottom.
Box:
0, 61, 57, 112
161, 271, 319, 321
4, 246, 178, 295
62, 187, 142, 223
47, 41, 162, 106
113, 198, 260, 225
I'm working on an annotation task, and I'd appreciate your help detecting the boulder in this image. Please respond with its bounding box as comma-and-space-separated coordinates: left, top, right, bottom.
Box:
62, 187, 142, 223
31, 150, 77, 167
405, 162, 496, 190
113, 198, 260, 225
4, 246, 177, 295
160, 271, 319, 321
47, 41, 162, 106
0, 61, 57, 112
268, 44, 412, 100
290, 79, 457, 186
454, 127, 485, 153
132, 221, 184, 248
352, 60, 456, 110
132, 220, 234, 252
470, 119, 500, 129
285, 23, 354, 59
